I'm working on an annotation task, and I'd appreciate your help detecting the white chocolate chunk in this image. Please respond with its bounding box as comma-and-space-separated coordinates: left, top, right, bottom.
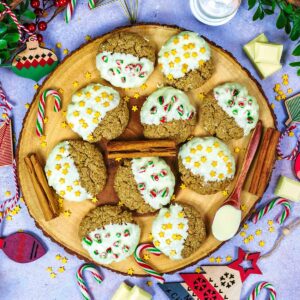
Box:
256, 62, 282, 79
112, 283, 132, 300
112, 283, 152, 300
243, 33, 269, 63
275, 176, 300, 202
254, 42, 283, 64
130, 286, 152, 300
212, 205, 242, 241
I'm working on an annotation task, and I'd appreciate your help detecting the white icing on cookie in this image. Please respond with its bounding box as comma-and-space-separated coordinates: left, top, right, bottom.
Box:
131, 157, 175, 210
140, 87, 196, 125
45, 141, 92, 201
82, 223, 141, 264
66, 83, 120, 141
158, 31, 211, 80
213, 83, 259, 136
152, 204, 189, 260
96, 51, 154, 88
179, 137, 235, 182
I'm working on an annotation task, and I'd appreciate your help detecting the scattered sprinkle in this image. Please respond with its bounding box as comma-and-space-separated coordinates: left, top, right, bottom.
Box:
215, 257, 222, 263
287, 88, 293, 94
61, 121, 67, 128
133, 93, 140, 99
56, 42, 62, 48
63, 49, 69, 55
50, 272, 57, 279
143, 254, 150, 261
34, 84, 39, 90
248, 234, 254, 241
198, 93, 205, 101
5, 191, 11, 197
91, 197, 98, 203
289, 131, 295, 137
209, 257, 215, 263
268, 226, 275, 233
115, 157, 122, 162
267, 220, 273, 226
6, 215, 12, 221
195, 267, 202, 273
243, 238, 249, 244
141, 84, 148, 90
243, 223, 249, 230
85, 35, 92, 41
85, 72, 92, 79
148, 233, 153, 241
58, 88, 64, 95
258, 240, 265, 247
55, 254, 62, 260
58, 266, 65, 273
171, 195, 176, 201
61, 257, 68, 264
72, 81, 79, 88
40, 141, 47, 148
241, 204, 247, 212
234, 147, 240, 153
240, 231, 246, 237
180, 183, 186, 190
226, 256, 232, 262
146, 281, 153, 286
131, 105, 138, 112
123, 96, 130, 102
25, 103, 30, 109
222, 190, 228, 196
255, 229, 262, 236
127, 268, 134, 275
271, 103, 275, 109
46, 267, 53, 272
63, 210, 72, 217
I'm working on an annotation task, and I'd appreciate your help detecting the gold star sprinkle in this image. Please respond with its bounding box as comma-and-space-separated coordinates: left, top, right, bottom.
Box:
133, 93, 140, 99
198, 93, 205, 101
255, 229, 262, 236
209, 257, 215, 263
180, 183, 186, 190
241, 204, 247, 212
289, 131, 295, 137
243, 238, 249, 244
269, 226, 275, 233
56, 42, 62, 48
117, 201, 124, 207
268, 220, 273, 226
41, 141, 47, 148
50, 272, 56, 279
226, 256, 232, 262
259, 240, 265, 247
123, 96, 130, 102
20, 197, 24, 203
34, 84, 39, 90
115, 157, 122, 162
215, 257, 222, 263
6, 215, 12, 221
85, 35, 92, 41
25, 103, 30, 109
243, 223, 249, 230
63, 210, 72, 217
58, 266, 65, 273
61, 121, 67, 128
287, 88, 293, 94
63, 49, 69, 55
55, 254, 62, 260
195, 267, 202, 273
143, 254, 150, 261
127, 268, 134, 275
58, 88, 64, 95
85, 72, 92, 79
2, 113, 8, 119
240, 231, 246, 237
222, 190, 228, 196
46, 267, 53, 272
171, 195, 176, 201
61, 257, 68, 264
148, 233, 153, 241
271, 103, 275, 109
146, 281, 153, 286
234, 147, 240, 153
141, 84, 148, 90
72, 81, 79, 88
248, 234, 254, 241
131, 105, 138, 112
5, 191, 11, 197
91, 197, 98, 203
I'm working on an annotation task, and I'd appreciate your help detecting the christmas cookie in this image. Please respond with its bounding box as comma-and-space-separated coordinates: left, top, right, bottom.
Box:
79, 205, 141, 264
158, 31, 214, 91
114, 157, 175, 214
45, 140, 106, 202
140, 87, 196, 143
96, 32, 155, 88
66, 83, 129, 142
152, 203, 206, 260
178, 137, 236, 194
201, 83, 260, 141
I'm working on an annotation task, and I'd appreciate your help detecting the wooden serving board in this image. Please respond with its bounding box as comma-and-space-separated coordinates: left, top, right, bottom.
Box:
17, 24, 276, 275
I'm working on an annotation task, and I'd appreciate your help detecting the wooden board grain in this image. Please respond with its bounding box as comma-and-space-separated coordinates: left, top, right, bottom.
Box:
17, 24, 276, 276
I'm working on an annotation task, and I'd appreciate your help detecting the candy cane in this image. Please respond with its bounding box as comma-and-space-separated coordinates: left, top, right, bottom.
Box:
252, 198, 291, 225
76, 263, 103, 300
134, 243, 165, 283
36, 89, 62, 137
65, 0, 77, 23
248, 282, 276, 300
88, 0, 96, 9
0, 83, 13, 125
277, 124, 300, 160
0, 1, 31, 43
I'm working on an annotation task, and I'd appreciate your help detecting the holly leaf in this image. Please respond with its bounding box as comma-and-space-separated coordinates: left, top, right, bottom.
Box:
0, 50, 10, 63
3, 33, 20, 47
0, 22, 7, 35
276, 12, 287, 29
292, 44, 300, 56
0, 39, 7, 50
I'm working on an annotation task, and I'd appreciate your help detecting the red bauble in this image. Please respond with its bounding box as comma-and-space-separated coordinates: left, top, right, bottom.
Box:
27, 23, 36, 33
38, 21, 47, 31
54, 0, 68, 7
30, 0, 40, 8
37, 34, 43, 43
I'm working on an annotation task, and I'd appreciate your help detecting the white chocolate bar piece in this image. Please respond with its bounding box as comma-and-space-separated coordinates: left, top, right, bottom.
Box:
275, 176, 300, 202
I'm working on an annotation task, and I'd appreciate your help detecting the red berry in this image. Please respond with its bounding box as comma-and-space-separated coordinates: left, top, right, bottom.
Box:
34, 8, 43, 16
27, 23, 36, 33
30, 0, 40, 8
37, 34, 43, 43
38, 21, 47, 31
54, 0, 68, 7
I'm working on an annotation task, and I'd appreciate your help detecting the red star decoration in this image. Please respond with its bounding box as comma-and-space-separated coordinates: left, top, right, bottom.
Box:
228, 248, 262, 282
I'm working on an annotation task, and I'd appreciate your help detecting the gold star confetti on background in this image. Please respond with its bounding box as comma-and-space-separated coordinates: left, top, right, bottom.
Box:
255, 229, 262, 236
209, 257, 215, 263
131, 105, 138, 112
50, 272, 56, 279
6, 215, 12, 221
34, 84, 39, 90
115, 157, 122, 162
234, 147, 240, 153
195, 267, 202, 273
85, 35, 92, 41
63, 49, 69, 55
268, 226, 275, 233
123, 96, 130, 102
46, 267, 53, 272
56, 42, 62, 48
240, 231, 246, 237
243, 223, 249, 230
268, 220, 273, 226
58, 266, 65, 273
61, 121, 67, 128
55, 254, 62, 260
25, 103, 30, 109
226, 256, 232, 262
258, 240, 265, 247
198, 93, 205, 101
243, 238, 249, 244
148, 233, 153, 241
91, 197, 98, 203
215, 257, 222, 263
5, 191, 11, 197
147, 281, 153, 286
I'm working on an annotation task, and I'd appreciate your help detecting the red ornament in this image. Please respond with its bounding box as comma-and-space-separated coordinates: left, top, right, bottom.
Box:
36, 33, 43, 43
30, 0, 40, 8
26, 23, 36, 33
54, 0, 68, 7
38, 21, 47, 31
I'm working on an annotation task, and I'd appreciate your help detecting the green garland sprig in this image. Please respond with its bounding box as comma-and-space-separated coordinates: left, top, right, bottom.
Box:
248, 0, 300, 75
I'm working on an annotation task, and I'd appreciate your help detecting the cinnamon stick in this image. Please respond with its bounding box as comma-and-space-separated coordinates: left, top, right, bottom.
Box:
249, 128, 274, 195
107, 140, 177, 159
256, 130, 281, 197
24, 156, 54, 221
29, 154, 60, 216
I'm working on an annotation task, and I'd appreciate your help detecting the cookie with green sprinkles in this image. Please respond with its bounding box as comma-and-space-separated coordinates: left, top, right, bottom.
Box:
79, 205, 141, 264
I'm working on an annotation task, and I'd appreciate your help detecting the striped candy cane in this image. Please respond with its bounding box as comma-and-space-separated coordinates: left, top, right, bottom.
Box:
0, 1, 31, 43
65, 0, 77, 23
134, 243, 165, 283
252, 198, 291, 225
0, 83, 13, 125
88, 0, 96, 9
36, 89, 62, 137
76, 263, 103, 300
248, 282, 276, 300
277, 123, 300, 160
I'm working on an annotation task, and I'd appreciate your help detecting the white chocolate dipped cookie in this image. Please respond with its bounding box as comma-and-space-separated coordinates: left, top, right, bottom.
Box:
114, 157, 176, 214
201, 82, 260, 141
96, 32, 155, 88
141, 87, 196, 143
66, 83, 129, 142
45, 140, 107, 202
158, 31, 214, 91
178, 137, 236, 194
79, 205, 141, 264
152, 204, 206, 260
